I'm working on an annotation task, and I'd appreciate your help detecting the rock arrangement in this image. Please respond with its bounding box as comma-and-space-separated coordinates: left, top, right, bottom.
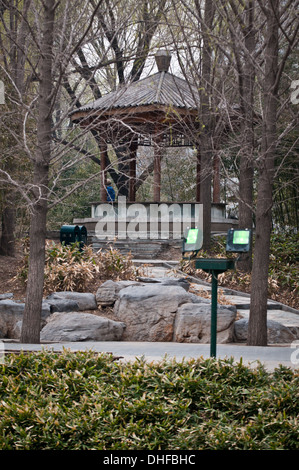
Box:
0, 278, 297, 344
41, 313, 125, 343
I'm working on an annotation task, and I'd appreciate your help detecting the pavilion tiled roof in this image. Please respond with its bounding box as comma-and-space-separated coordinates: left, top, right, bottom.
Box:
70, 52, 200, 147
72, 70, 199, 115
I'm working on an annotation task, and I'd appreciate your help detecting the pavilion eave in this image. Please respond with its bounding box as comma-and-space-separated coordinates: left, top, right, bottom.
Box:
71, 104, 199, 147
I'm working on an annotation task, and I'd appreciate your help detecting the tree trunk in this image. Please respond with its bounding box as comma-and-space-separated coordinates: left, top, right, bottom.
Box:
0, 0, 30, 257
248, 0, 278, 346
115, 145, 130, 198
20, 0, 54, 343
20, 167, 48, 343
198, 0, 215, 251
0, 203, 16, 257
237, 1, 255, 272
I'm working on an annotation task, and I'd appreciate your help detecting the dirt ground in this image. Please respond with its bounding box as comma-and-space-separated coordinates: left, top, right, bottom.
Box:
0, 252, 26, 301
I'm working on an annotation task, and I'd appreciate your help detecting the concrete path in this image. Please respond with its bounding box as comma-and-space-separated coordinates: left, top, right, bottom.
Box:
2, 340, 298, 371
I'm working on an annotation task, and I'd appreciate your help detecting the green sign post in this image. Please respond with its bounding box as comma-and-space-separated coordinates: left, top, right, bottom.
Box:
183, 228, 252, 358
194, 258, 235, 357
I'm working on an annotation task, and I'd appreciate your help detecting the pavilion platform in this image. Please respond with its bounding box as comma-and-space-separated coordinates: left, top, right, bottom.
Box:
73, 201, 238, 258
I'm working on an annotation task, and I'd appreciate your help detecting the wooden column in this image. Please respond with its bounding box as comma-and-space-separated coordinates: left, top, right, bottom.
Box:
196, 147, 201, 202
100, 142, 108, 202
129, 141, 138, 202
153, 127, 163, 202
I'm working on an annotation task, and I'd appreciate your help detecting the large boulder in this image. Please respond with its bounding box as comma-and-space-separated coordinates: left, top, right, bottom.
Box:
0, 293, 14, 300
96, 278, 191, 308
0, 299, 24, 338
136, 277, 190, 291
40, 312, 126, 342
44, 298, 80, 313
96, 280, 141, 307
0, 299, 51, 339
187, 293, 211, 304
114, 284, 191, 341
174, 303, 237, 343
46, 292, 97, 311
0, 295, 85, 339
234, 318, 297, 344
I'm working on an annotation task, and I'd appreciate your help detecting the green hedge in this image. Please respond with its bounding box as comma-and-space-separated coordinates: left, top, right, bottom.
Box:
0, 350, 298, 450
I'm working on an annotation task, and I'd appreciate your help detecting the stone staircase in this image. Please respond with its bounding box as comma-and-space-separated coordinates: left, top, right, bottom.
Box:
91, 235, 182, 259
45, 230, 183, 259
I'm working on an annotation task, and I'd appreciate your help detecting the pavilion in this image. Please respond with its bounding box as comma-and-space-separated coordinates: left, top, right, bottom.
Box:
71, 51, 209, 201
70, 51, 236, 248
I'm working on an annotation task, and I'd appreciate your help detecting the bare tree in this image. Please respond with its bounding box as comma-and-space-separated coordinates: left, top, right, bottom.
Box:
20, 0, 56, 342
215, 0, 299, 344
195, 0, 215, 251
221, 0, 256, 271
248, 0, 281, 345
0, 0, 32, 256
163, 0, 222, 250
65, 0, 169, 198
163, 0, 299, 344
0, 0, 106, 342
0, 0, 171, 343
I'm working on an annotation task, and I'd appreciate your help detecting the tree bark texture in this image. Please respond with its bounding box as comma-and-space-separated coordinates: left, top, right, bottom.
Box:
0, 0, 31, 257
248, 0, 279, 346
0, 204, 16, 257
21, 0, 55, 343
100, 142, 108, 202
237, 1, 255, 272
198, 0, 215, 251
115, 145, 130, 198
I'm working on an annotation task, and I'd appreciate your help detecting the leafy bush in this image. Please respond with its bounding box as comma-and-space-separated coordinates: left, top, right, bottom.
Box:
269, 232, 299, 293
16, 240, 140, 295
0, 351, 298, 450
44, 242, 96, 293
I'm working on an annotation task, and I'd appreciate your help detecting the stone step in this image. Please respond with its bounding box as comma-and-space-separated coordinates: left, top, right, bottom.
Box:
235, 309, 299, 341
91, 235, 181, 244
223, 294, 279, 310
91, 238, 180, 259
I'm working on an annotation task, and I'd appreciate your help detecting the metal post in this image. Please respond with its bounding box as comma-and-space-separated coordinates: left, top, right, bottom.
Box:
210, 270, 218, 357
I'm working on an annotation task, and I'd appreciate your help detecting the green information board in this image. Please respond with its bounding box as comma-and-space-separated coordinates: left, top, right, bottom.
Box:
182, 227, 203, 255
226, 228, 251, 253
186, 228, 199, 244
233, 230, 250, 245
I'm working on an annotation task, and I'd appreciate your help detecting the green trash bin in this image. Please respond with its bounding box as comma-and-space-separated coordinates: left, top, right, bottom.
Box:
60, 225, 81, 245
79, 226, 87, 246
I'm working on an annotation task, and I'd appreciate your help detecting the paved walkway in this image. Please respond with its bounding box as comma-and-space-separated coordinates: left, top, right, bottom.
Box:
2, 340, 298, 371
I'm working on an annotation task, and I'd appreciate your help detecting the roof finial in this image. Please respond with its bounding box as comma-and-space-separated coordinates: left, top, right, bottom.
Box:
155, 50, 171, 73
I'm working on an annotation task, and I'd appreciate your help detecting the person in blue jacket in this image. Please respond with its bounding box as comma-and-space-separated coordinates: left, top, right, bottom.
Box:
106, 179, 115, 202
